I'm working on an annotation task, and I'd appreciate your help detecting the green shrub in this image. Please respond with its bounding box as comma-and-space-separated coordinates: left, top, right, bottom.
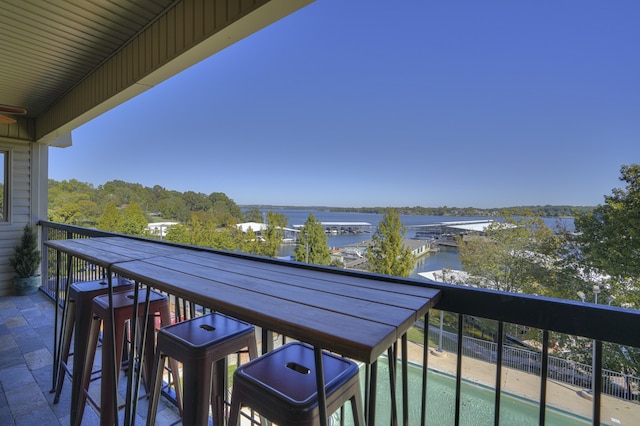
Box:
10, 224, 41, 277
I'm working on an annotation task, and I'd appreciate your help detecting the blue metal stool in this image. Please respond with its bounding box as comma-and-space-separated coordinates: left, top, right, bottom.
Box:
228, 342, 364, 426
146, 312, 259, 426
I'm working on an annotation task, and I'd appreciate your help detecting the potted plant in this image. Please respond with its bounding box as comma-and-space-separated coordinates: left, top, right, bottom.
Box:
10, 224, 42, 295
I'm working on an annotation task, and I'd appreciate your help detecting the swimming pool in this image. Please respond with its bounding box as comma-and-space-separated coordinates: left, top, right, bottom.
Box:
333, 361, 590, 426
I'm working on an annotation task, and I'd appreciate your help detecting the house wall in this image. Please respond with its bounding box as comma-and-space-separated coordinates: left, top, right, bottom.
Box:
0, 139, 48, 296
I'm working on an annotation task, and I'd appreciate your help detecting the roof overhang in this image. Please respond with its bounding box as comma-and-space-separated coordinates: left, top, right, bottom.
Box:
0, 0, 314, 145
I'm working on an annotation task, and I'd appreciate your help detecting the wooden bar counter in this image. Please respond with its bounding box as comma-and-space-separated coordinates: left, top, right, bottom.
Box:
46, 237, 441, 425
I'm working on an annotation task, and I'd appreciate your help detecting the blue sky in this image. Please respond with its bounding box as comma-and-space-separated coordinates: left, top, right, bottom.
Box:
49, 1, 639, 209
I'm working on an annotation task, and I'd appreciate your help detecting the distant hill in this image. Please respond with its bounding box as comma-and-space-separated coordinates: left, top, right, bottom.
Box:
241, 205, 594, 218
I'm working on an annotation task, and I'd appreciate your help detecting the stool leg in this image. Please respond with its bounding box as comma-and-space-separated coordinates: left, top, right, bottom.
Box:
228, 387, 242, 426
158, 303, 183, 411
183, 356, 213, 426
212, 357, 227, 426
145, 351, 183, 424
145, 348, 166, 426
248, 336, 258, 360
140, 313, 158, 389
350, 386, 365, 426
145, 307, 183, 426
227, 339, 263, 426
167, 357, 183, 414
69, 294, 100, 411
100, 312, 128, 426
74, 314, 101, 426
53, 298, 76, 403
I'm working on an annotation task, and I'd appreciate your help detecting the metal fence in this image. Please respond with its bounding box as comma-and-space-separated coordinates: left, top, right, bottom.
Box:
428, 326, 639, 401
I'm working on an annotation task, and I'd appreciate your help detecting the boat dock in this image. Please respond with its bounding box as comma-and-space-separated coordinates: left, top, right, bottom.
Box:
408, 220, 495, 240
406, 220, 497, 248
292, 221, 372, 234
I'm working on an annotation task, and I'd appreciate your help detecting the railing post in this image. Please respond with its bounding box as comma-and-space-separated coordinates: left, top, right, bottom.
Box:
494, 321, 504, 426
539, 330, 549, 426
421, 313, 429, 426
593, 340, 603, 426
40, 223, 48, 292
454, 314, 463, 426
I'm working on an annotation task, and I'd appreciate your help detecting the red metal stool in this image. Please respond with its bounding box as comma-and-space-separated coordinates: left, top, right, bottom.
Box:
75, 289, 181, 426
228, 342, 364, 426
53, 277, 133, 407
146, 312, 259, 426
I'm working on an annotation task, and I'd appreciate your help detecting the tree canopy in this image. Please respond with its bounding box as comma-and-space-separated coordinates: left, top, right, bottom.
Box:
571, 164, 640, 307
96, 202, 148, 237
261, 211, 287, 258
367, 208, 414, 277
49, 178, 245, 227
457, 212, 560, 295
294, 213, 331, 265
574, 164, 639, 281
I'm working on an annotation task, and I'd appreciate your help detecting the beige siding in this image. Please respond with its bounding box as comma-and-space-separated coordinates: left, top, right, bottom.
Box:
0, 141, 36, 295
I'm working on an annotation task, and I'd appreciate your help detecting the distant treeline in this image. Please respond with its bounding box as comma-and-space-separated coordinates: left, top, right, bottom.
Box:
248, 205, 594, 218
48, 179, 245, 227
48, 178, 593, 228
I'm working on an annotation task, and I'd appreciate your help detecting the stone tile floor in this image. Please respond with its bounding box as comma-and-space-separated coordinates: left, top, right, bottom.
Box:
0, 290, 181, 425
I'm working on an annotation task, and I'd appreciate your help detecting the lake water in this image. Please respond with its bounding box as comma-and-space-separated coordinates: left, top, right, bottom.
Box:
262, 209, 574, 279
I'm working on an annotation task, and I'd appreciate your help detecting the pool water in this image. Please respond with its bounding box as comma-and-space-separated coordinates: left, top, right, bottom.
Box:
332, 361, 589, 426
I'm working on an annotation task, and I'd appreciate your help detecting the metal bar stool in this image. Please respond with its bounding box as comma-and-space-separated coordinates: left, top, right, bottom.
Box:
53, 277, 133, 407
146, 312, 259, 426
228, 342, 364, 426
75, 289, 181, 426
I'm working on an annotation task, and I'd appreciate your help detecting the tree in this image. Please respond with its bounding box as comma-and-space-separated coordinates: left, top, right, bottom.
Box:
236, 227, 263, 255
97, 179, 133, 206
97, 203, 121, 232
158, 194, 190, 221
209, 192, 243, 225
182, 191, 211, 212
368, 208, 414, 277
164, 213, 239, 252
261, 211, 287, 258
243, 206, 264, 223
574, 164, 640, 292
294, 214, 331, 265
119, 202, 149, 236
457, 212, 559, 295
555, 165, 640, 375
49, 179, 100, 225
164, 223, 191, 245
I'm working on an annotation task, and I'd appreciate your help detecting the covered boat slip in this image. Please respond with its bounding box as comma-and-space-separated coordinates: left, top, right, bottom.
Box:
45, 237, 440, 425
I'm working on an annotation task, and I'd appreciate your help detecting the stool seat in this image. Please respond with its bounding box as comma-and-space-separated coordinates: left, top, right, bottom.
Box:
229, 342, 363, 426
70, 277, 132, 297
146, 312, 259, 426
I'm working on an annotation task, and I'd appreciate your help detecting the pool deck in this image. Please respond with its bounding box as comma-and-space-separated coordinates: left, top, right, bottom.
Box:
406, 341, 639, 425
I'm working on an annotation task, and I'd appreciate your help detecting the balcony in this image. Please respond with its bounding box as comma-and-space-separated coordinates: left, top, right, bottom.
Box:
1, 222, 639, 425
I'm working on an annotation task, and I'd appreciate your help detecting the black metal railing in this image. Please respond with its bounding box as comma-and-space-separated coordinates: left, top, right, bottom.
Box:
425, 323, 640, 401
38, 221, 640, 426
